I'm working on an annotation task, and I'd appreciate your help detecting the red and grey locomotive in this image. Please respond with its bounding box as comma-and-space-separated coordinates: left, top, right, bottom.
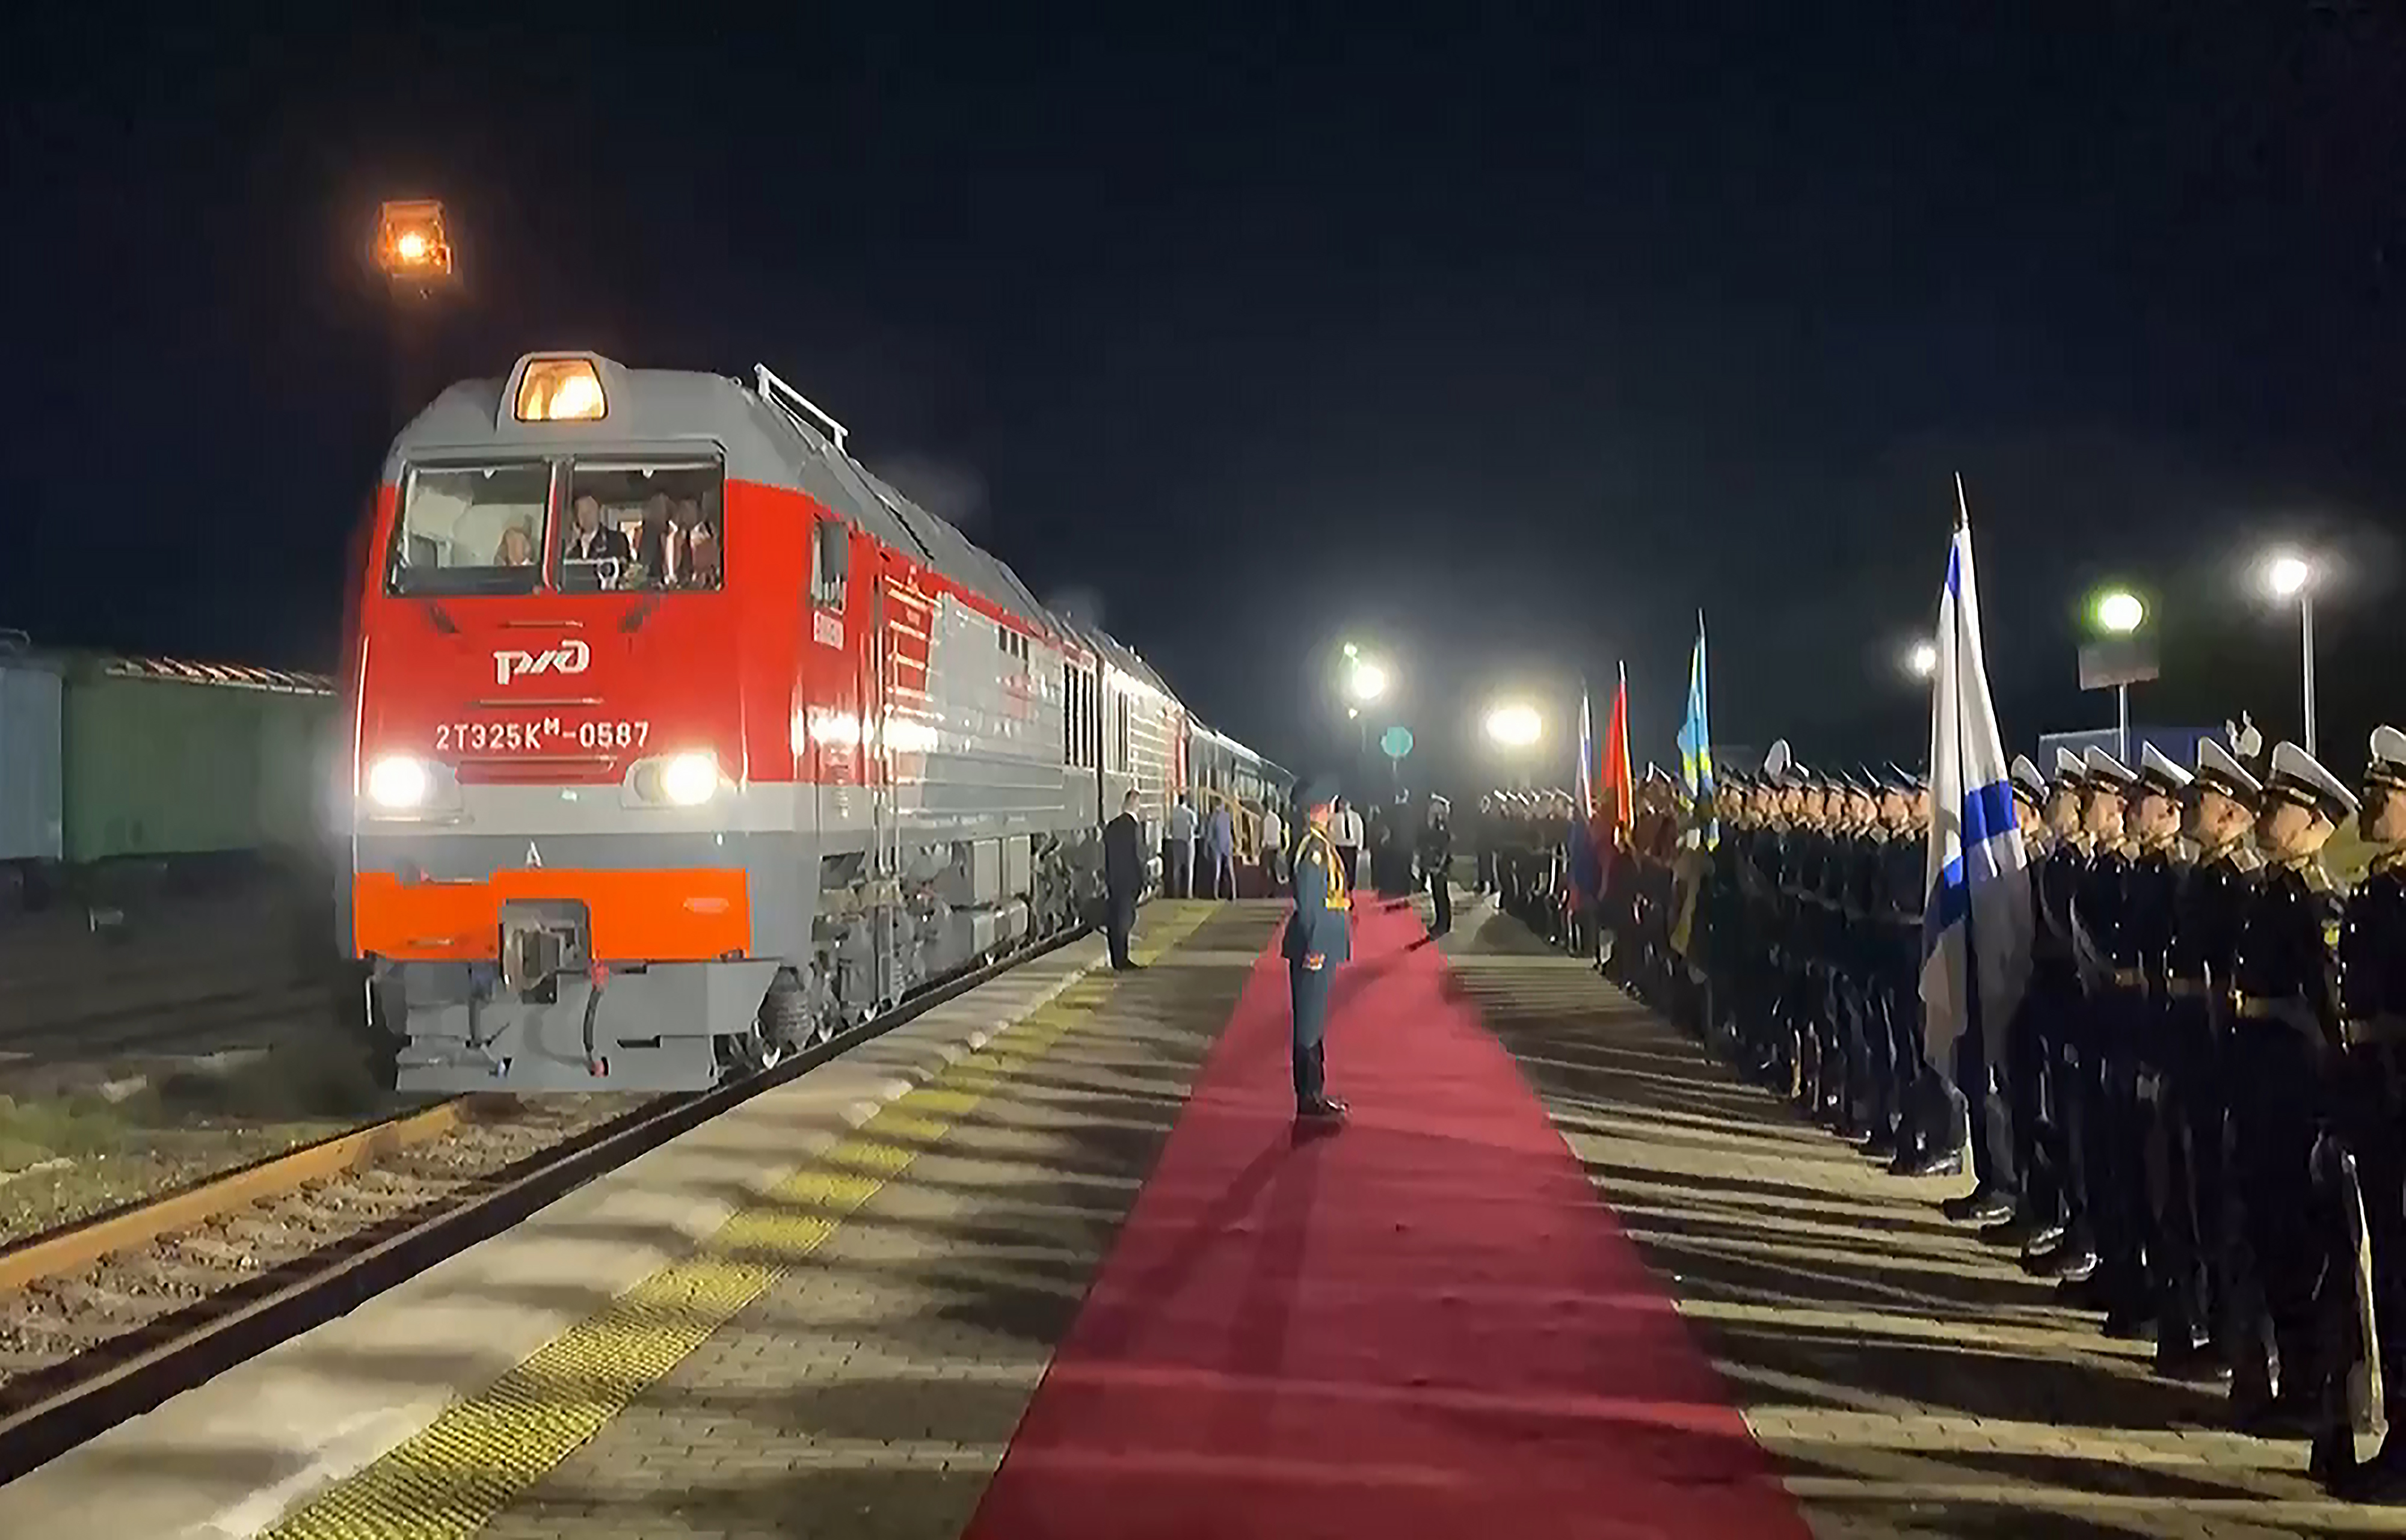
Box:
343, 352, 1281, 1092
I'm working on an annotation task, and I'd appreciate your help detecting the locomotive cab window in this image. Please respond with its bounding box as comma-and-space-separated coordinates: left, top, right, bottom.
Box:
556, 459, 725, 594
810, 518, 848, 608
388, 462, 554, 595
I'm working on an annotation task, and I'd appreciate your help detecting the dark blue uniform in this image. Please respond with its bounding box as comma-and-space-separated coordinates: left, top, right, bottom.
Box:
1285, 814, 1353, 1114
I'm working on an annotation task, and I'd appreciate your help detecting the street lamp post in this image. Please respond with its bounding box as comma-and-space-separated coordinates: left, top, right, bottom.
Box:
1344, 655, 1388, 767
2094, 589, 2146, 762
1484, 703, 1542, 792
2265, 553, 2316, 756
375, 199, 457, 431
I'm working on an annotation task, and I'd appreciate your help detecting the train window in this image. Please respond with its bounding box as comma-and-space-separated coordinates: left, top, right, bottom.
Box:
810, 519, 848, 608
556, 459, 724, 594
1063, 663, 1095, 769
388, 462, 553, 595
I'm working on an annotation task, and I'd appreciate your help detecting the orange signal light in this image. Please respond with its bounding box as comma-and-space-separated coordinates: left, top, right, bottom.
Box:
515, 357, 608, 422
376, 199, 454, 281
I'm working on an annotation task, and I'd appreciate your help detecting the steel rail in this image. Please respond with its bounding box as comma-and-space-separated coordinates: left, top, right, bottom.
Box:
0, 921, 1092, 1483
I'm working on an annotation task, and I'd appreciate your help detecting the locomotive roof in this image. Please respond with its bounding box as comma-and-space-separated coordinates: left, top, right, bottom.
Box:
1064, 619, 1175, 699
386, 355, 1062, 646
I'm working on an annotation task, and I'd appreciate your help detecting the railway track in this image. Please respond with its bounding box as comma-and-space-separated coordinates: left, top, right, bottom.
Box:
0, 924, 1091, 1483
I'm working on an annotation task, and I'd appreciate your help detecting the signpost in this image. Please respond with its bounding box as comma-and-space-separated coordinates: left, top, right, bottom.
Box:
2078, 637, 2159, 764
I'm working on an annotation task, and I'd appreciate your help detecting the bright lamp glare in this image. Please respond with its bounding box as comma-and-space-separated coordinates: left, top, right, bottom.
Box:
1349, 661, 1388, 702
660, 753, 719, 806
2265, 553, 2312, 598
2096, 591, 2145, 634
366, 755, 429, 810
1907, 641, 1938, 677
1486, 704, 1542, 748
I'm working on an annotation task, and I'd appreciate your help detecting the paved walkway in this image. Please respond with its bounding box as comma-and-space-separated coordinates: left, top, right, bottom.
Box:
261, 903, 1277, 1540
1438, 892, 2406, 1538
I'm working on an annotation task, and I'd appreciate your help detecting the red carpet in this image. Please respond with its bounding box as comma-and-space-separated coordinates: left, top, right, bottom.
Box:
963, 901, 1811, 1540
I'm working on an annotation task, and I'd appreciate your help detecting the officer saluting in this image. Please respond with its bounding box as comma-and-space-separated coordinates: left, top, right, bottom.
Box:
1284, 776, 1352, 1121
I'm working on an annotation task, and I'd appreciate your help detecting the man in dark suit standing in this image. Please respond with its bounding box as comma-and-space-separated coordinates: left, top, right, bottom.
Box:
1286, 776, 1353, 1120
1103, 789, 1145, 971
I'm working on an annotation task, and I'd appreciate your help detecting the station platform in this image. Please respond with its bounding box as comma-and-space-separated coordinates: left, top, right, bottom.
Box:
0, 894, 2387, 1538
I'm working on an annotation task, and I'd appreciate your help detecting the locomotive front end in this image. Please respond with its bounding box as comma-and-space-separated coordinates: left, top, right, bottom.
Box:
350, 355, 794, 1093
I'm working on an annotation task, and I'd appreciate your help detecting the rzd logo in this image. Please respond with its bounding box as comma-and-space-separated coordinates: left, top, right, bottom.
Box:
493, 639, 591, 686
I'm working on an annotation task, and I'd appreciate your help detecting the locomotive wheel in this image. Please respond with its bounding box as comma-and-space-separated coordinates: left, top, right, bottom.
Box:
738, 968, 814, 1070
729, 1031, 787, 1075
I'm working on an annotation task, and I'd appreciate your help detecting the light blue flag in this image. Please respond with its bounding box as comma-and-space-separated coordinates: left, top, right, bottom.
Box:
1675, 614, 1715, 848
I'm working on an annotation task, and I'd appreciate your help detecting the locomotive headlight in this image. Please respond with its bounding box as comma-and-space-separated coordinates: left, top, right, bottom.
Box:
659, 752, 719, 807
366, 755, 431, 810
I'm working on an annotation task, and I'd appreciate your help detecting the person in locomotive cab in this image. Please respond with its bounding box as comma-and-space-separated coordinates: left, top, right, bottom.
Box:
1285, 777, 1352, 1121
1102, 789, 1145, 972
563, 493, 632, 565
495, 523, 537, 566
2226, 740, 2355, 1435
678, 501, 722, 589
632, 492, 679, 587
2321, 725, 2406, 1496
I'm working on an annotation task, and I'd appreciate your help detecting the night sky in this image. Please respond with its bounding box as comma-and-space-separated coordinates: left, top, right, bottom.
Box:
8, 7, 2403, 795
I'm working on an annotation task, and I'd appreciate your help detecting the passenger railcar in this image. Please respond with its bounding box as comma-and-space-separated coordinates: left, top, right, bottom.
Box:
1184, 723, 1292, 865
347, 353, 1243, 1093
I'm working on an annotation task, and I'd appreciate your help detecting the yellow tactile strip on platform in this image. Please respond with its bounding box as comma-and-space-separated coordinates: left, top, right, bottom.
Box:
261, 908, 1214, 1540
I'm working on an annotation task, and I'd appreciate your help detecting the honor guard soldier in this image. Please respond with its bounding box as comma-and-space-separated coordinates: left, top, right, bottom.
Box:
2159, 735, 2265, 1384
1995, 755, 2060, 1240
1884, 765, 1964, 1176
2129, 743, 2201, 1357
2227, 741, 2355, 1432
1866, 767, 1924, 1164
1944, 752, 2023, 1221
1701, 773, 1753, 1052
1757, 743, 1808, 1094
1829, 769, 1886, 1144
2070, 745, 2154, 1335
1284, 776, 1352, 1121
1737, 750, 1794, 1084
2029, 746, 2103, 1280
2318, 726, 2406, 1494
1785, 767, 1838, 1119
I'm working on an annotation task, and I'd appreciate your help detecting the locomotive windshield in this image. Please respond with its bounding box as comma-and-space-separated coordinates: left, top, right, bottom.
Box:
387, 462, 552, 595
556, 459, 724, 594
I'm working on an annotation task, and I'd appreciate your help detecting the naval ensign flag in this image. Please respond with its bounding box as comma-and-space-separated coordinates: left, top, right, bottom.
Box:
1919, 504, 2034, 1072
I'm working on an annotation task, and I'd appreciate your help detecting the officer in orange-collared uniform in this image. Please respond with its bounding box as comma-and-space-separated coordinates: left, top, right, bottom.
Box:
1285, 775, 1353, 1121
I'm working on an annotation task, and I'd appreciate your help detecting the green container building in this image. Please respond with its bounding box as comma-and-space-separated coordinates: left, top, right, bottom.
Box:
58, 655, 339, 866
